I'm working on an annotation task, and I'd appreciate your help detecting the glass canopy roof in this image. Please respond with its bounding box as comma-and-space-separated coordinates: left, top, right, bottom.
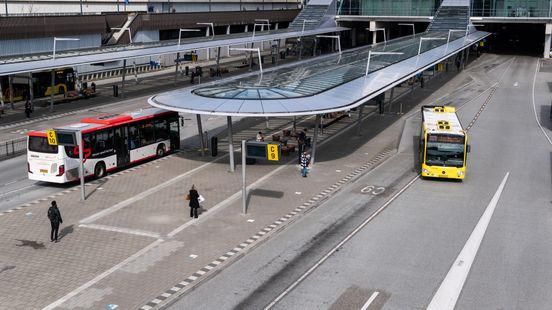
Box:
192, 30, 466, 100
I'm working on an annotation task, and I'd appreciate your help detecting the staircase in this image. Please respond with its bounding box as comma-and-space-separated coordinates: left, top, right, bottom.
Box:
427, 6, 470, 32
288, 5, 330, 31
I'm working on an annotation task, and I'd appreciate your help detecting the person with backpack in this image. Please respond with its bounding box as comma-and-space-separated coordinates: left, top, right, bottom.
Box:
47, 201, 63, 242
187, 185, 201, 218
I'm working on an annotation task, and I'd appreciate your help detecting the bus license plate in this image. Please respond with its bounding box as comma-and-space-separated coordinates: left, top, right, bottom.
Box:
40, 169, 48, 173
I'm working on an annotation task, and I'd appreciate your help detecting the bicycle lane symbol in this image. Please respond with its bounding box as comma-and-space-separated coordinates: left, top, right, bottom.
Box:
360, 185, 386, 195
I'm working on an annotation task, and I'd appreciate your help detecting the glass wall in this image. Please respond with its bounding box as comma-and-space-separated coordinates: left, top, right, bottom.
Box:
471, 0, 550, 17
338, 0, 551, 17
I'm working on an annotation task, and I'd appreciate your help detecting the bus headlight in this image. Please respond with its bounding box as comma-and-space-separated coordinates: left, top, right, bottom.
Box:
423, 169, 429, 174
457, 171, 464, 177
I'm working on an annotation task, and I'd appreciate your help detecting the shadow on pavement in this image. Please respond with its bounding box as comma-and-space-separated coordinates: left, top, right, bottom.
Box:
58, 225, 74, 241
15, 239, 46, 249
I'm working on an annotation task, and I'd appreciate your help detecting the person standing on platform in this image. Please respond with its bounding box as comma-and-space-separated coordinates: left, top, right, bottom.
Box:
300, 151, 311, 177
25, 99, 33, 118
47, 201, 63, 242
188, 185, 200, 218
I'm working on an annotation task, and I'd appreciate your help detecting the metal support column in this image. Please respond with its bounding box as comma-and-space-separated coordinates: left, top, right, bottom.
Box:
241, 140, 247, 214
226, 25, 231, 57
216, 47, 221, 78
78, 131, 85, 201
8, 75, 14, 109
174, 52, 180, 85
0, 78, 4, 112
249, 42, 254, 71
464, 47, 469, 69
388, 88, 395, 112
121, 59, 127, 98
49, 71, 54, 111
196, 114, 205, 156
227, 116, 235, 172
28, 72, 34, 109
265, 117, 269, 129
311, 114, 320, 165
356, 104, 364, 136
293, 116, 297, 132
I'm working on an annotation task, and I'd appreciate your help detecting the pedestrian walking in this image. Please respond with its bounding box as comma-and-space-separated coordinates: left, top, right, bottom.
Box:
300, 151, 311, 177
91, 82, 96, 93
47, 201, 63, 242
187, 185, 200, 218
24, 97, 32, 119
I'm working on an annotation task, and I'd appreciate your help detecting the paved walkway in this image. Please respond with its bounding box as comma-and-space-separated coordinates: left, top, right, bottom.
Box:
0, 51, 489, 310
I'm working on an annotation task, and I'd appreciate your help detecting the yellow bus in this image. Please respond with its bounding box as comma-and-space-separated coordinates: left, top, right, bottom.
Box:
420, 105, 470, 180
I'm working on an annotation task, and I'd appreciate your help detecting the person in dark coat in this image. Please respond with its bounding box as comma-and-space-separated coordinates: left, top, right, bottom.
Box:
188, 185, 200, 218
47, 201, 63, 242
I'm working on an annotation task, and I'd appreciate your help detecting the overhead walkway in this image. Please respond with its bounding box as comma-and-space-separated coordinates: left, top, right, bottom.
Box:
149, 29, 490, 116
0, 4, 345, 76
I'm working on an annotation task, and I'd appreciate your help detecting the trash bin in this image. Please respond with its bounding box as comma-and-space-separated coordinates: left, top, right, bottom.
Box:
185, 66, 189, 76
210, 136, 218, 157
112, 85, 119, 97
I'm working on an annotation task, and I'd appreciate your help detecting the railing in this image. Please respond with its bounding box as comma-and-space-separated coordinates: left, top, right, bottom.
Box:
337, 6, 552, 18
470, 8, 551, 18
0, 137, 27, 160
337, 6, 436, 16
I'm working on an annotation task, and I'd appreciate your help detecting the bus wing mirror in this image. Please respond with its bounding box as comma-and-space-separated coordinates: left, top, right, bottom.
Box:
467, 144, 471, 153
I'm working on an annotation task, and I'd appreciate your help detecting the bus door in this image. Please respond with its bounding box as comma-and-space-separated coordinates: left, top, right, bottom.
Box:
169, 117, 180, 150
114, 127, 130, 166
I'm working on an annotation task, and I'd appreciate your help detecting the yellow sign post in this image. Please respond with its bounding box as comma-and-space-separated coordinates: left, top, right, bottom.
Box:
46, 130, 57, 145
266, 143, 279, 161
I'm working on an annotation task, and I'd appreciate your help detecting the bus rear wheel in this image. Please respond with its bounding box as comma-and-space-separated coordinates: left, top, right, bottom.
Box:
156, 144, 166, 157
94, 162, 106, 179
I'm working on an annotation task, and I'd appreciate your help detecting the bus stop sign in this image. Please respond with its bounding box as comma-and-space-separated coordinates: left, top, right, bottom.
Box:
245, 141, 281, 161
46, 130, 57, 146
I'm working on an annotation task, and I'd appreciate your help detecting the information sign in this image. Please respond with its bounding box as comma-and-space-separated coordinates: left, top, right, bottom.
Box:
267, 143, 279, 161
46, 130, 57, 146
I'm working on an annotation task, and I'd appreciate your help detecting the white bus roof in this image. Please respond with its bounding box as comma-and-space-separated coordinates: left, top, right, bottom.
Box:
422, 106, 464, 135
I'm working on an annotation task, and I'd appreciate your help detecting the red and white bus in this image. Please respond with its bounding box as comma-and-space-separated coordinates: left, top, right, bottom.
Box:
27, 108, 180, 183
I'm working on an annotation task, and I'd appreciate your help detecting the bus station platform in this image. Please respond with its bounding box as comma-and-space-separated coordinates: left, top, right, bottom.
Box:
0, 60, 477, 309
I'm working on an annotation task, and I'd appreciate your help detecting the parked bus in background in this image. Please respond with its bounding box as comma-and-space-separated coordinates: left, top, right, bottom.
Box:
1, 68, 76, 102
420, 105, 470, 180
27, 108, 180, 183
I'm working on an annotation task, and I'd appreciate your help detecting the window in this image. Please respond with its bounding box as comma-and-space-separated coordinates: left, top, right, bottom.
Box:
29, 136, 58, 154
140, 120, 155, 146
129, 125, 141, 150
154, 119, 169, 141
92, 129, 114, 156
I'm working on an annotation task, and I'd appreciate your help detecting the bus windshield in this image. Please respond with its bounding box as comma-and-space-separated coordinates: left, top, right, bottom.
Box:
28, 136, 58, 154
425, 134, 464, 167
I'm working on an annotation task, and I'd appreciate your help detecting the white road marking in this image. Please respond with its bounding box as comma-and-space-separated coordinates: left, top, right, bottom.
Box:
0, 184, 36, 198
79, 224, 160, 239
79, 159, 218, 224
247, 219, 255, 222
41, 239, 164, 310
531, 59, 552, 146
263, 175, 420, 310
427, 172, 510, 310
360, 291, 380, 310
189, 254, 198, 259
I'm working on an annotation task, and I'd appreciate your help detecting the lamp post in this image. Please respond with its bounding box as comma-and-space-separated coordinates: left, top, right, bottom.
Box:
366, 27, 387, 43
52, 37, 80, 60
365, 51, 404, 76
197, 22, 215, 38
315, 35, 341, 54
418, 37, 446, 55
230, 47, 263, 79
398, 23, 415, 36
301, 19, 317, 35
178, 28, 201, 48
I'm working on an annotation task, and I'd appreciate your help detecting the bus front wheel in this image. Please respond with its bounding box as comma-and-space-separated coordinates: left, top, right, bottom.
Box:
94, 162, 106, 179
156, 144, 166, 157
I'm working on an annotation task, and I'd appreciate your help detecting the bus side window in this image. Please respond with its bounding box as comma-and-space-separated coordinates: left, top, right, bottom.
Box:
154, 119, 169, 142
128, 125, 140, 150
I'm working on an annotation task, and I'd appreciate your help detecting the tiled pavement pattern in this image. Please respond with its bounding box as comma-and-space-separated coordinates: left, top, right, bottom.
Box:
0, 55, 491, 309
